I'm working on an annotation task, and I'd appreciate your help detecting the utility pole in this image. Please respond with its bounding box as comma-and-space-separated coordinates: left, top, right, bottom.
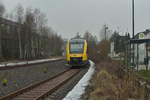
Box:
0, 23, 2, 58
132, 0, 135, 38
0, 17, 3, 58
146, 43, 148, 70
137, 44, 139, 70
132, 0, 135, 67
104, 25, 108, 40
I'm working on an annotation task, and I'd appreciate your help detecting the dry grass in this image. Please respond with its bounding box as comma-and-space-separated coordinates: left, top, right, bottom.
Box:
81, 61, 147, 100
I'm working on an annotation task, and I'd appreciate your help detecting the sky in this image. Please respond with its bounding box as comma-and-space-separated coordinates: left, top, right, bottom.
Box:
1, 0, 150, 39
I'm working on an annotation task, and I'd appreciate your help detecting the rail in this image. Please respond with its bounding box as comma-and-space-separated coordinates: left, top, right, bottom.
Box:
0, 68, 80, 100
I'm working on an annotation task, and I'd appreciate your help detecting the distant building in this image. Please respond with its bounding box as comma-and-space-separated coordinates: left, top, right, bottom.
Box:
109, 32, 130, 58
135, 29, 150, 39
134, 29, 150, 64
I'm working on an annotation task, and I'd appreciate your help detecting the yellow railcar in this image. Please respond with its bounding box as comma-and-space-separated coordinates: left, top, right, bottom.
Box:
66, 38, 89, 66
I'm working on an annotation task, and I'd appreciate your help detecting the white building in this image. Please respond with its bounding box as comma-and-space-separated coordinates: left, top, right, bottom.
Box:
134, 29, 150, 70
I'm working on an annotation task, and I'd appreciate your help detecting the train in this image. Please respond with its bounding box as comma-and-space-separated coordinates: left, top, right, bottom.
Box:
66, 38, 89, 66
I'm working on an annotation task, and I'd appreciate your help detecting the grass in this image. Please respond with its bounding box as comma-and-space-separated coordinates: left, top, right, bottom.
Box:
89, 69, 143, 100
138, 70, 150, 79
81, 61, 147, 100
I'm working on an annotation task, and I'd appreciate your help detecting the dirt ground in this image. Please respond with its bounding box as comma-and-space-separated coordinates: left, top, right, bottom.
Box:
81, 61, 149, 100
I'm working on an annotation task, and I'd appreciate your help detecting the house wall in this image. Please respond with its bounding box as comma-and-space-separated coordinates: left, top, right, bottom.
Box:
135, 31, 150, 67
135, 43, 146, 64
145, 32, 150, 39
110, 42, 115, 57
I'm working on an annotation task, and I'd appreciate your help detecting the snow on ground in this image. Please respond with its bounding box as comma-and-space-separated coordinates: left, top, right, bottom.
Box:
0, 58, 62, 67
63, 60, 95, 100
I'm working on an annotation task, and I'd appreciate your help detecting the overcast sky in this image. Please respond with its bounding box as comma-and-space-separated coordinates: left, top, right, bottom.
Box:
1, 0, 150, 39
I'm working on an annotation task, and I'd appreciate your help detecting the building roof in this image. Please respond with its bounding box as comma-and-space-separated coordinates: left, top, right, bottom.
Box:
135, 29, 150, 39
130, 39, 150, 44
0, 17, 19, 26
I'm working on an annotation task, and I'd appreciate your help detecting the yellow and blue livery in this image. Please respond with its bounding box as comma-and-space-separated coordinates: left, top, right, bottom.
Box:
66, 38, 88, 66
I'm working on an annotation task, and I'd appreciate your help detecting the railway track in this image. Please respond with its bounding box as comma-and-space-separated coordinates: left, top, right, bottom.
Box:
0, 68, 80, 100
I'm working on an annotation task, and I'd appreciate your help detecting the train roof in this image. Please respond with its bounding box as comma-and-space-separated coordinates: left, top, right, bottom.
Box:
70, 38, 85, 43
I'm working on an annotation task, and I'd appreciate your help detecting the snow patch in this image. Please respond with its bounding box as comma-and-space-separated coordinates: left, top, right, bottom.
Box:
63, 60, 95, 100
0, 58, 61, 67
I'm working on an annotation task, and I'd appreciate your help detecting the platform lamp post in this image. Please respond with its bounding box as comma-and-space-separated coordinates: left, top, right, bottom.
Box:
132, 0, 135, 68
132, 0, 135, 38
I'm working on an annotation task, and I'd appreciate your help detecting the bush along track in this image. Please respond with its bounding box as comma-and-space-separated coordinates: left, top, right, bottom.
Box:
138, 70, 150, 79
81, 60, 150, 100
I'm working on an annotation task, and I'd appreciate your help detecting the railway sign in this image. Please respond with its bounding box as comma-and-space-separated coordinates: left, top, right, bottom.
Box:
139, 33, 145, 39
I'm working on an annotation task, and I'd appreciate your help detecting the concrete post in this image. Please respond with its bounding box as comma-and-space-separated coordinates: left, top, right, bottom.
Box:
0, 22, 2, 58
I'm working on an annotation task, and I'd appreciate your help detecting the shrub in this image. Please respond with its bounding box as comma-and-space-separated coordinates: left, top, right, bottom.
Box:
2, 78, 8, 86
43, 67, 48, 73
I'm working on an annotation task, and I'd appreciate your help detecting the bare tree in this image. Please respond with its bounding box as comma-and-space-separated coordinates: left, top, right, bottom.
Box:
100, 24, 113, 41
97, 40, 110, 61
0, 2, 5, 17
23, 8, 34, 59
4, 12, 14, 20
74, 32, 81, 38
0, 5, 63, 60
15, 4, 24, 59
33, 8, 48, 57
83, 31, 98, 61
0, 2, 5, 58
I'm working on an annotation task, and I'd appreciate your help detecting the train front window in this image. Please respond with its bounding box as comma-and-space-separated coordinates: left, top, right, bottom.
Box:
70, 43, 84, 53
